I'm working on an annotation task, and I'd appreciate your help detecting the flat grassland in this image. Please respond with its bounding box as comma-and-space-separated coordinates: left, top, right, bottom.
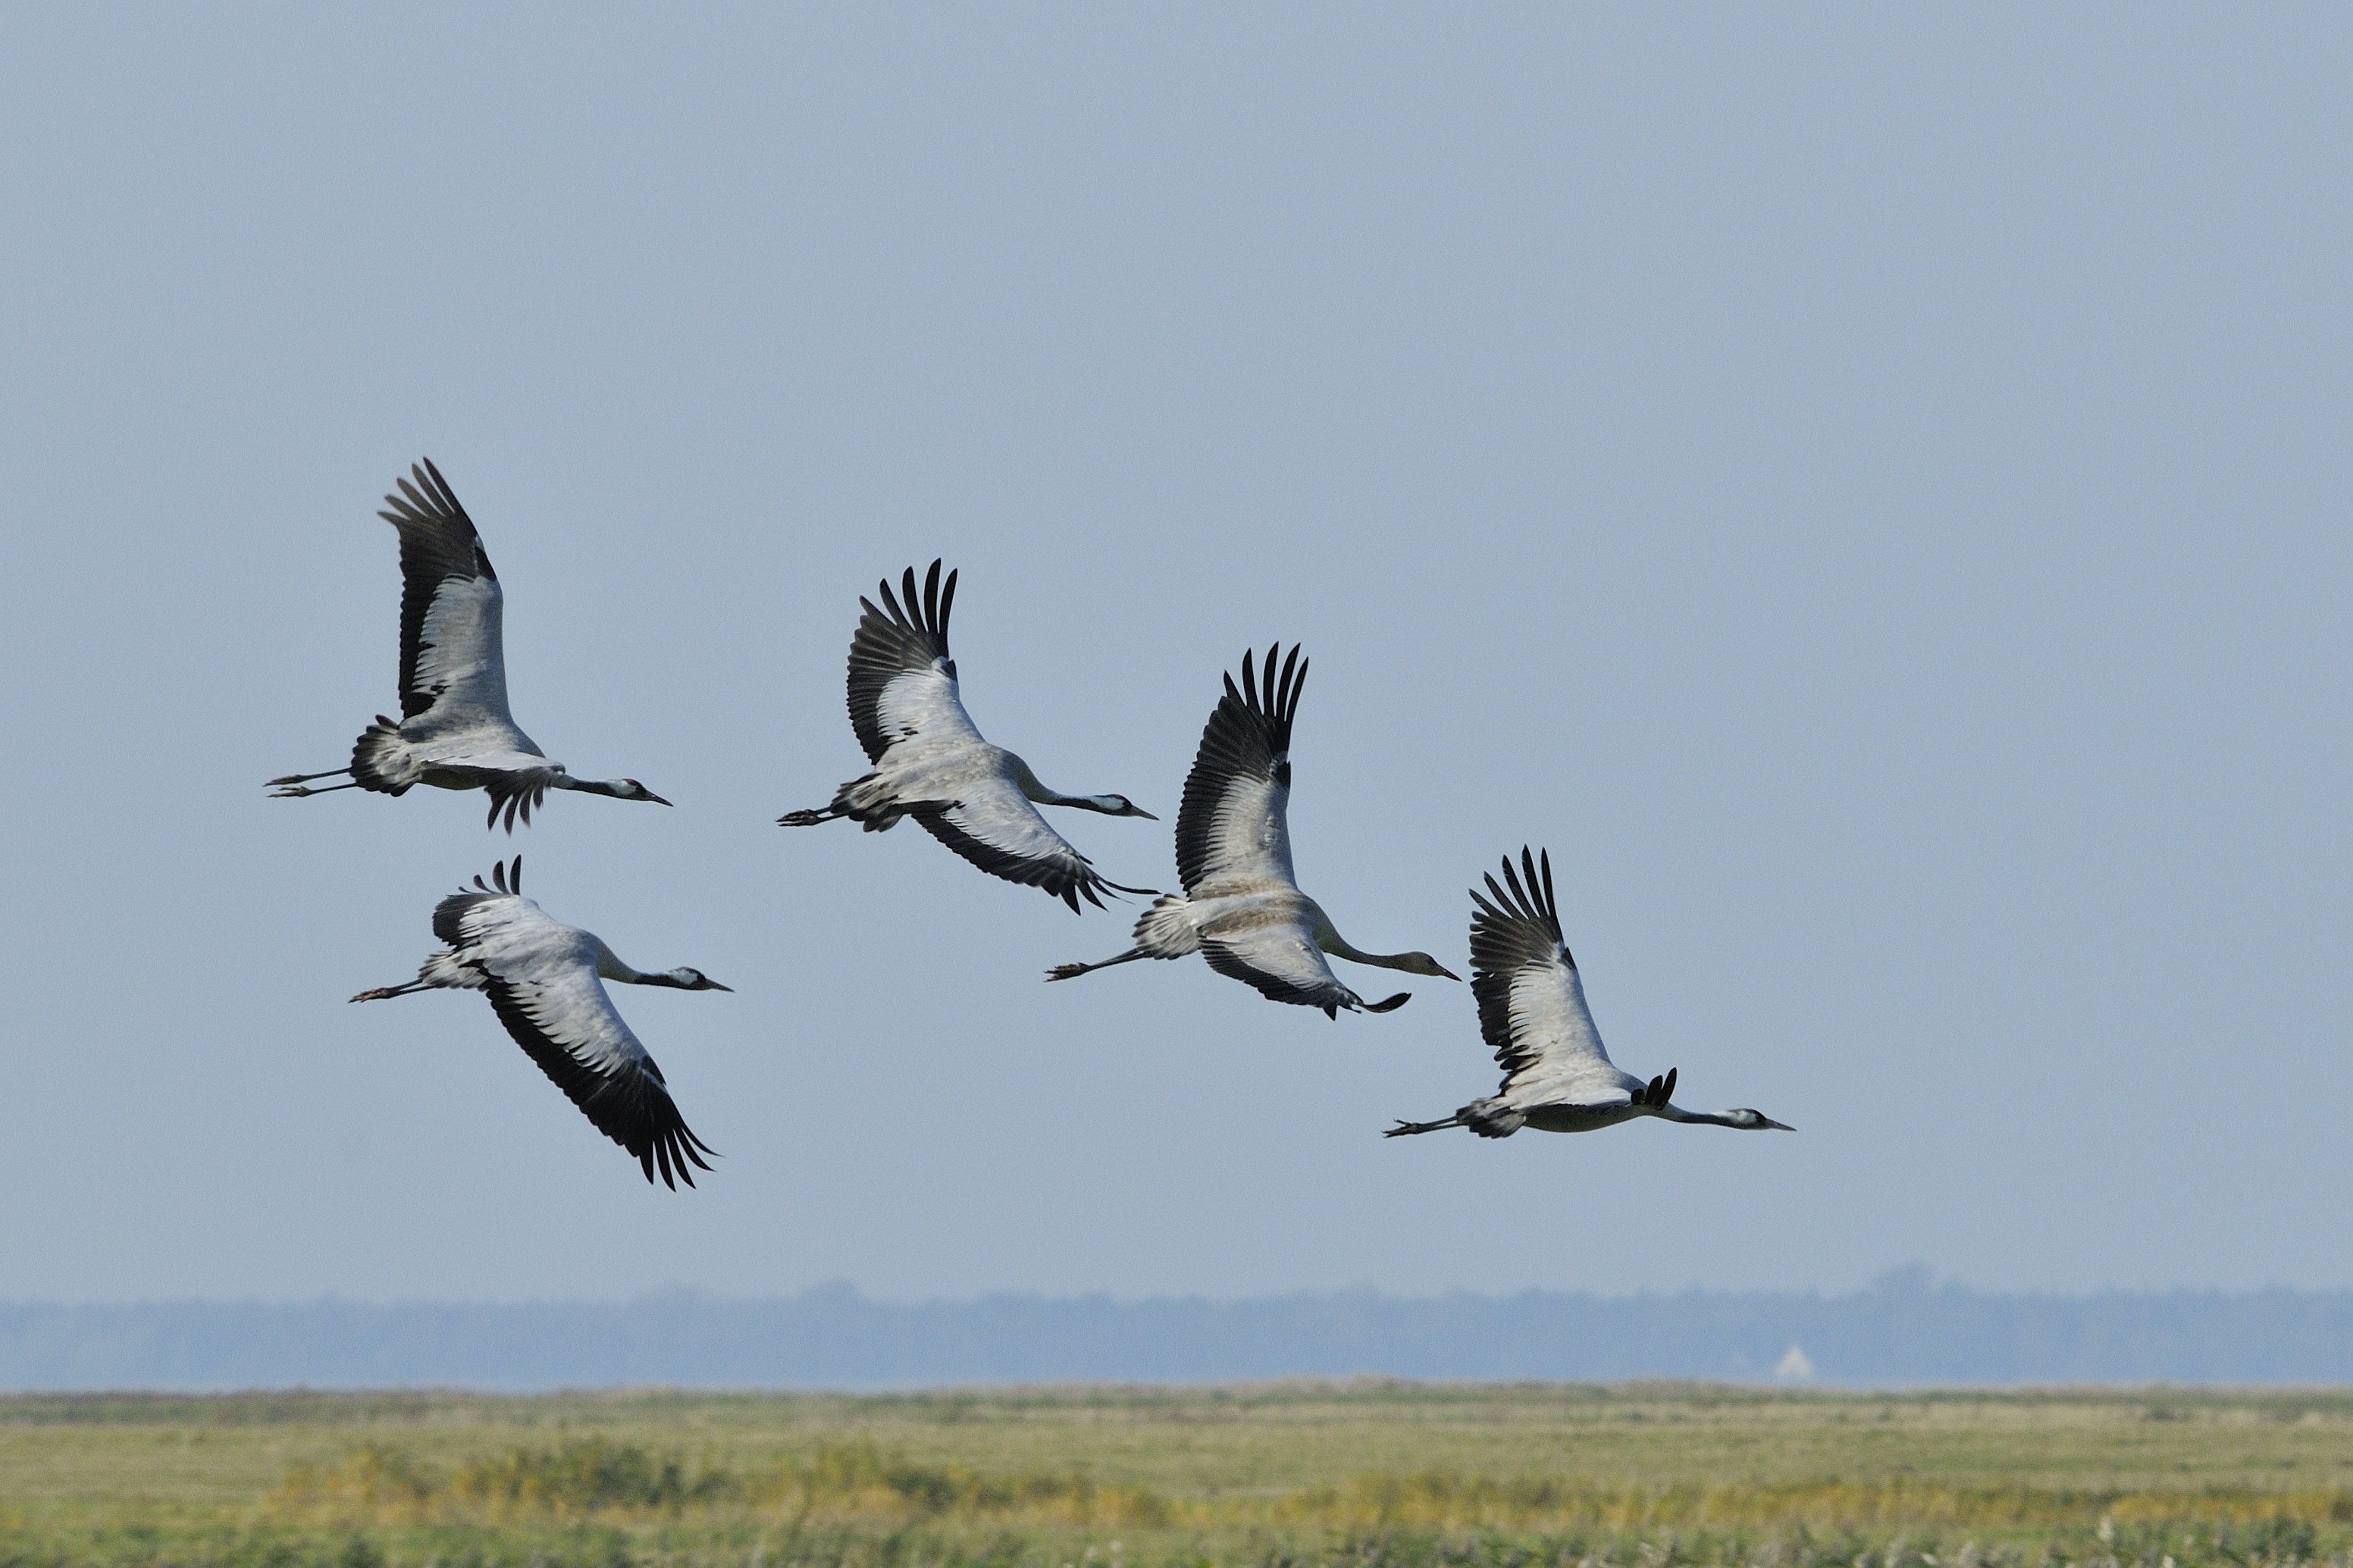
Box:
3, 1384, 2350, 1568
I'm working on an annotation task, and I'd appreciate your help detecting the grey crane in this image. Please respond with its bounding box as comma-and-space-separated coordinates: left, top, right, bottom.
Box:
268, 459, 670, 831
1386, 848, 1793, 1138
350, 857, 730, 1188
1047, 643, 1457, 1017
779, 560, 1158, 912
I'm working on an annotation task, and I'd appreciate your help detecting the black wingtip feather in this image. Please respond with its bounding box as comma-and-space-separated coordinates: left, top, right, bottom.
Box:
1466, 845, 1582, 1080
1173, 641, 1311, 894
845, 562, 959, 765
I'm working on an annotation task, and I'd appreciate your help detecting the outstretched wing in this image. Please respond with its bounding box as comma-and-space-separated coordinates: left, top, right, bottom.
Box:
440, 875, 714, 1190
847, 559, 980, 765
378, 459, 513, 726
1201, 920, 1400, 1020
1176, 643, 1305, 895
913, 780, 1145, 914
1470, 847, 1627, 1104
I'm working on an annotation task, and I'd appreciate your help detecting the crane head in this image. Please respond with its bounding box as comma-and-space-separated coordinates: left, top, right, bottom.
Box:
1726, 1109, 1794, 1131
612, 778, 672, 806
1395, 952, 1461, 981
656, 967, 733, 992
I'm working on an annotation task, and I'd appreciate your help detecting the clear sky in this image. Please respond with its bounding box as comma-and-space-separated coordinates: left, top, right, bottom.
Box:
2, 7, 2346, 1305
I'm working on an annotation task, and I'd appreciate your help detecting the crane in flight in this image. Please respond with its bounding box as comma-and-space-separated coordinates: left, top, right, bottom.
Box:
1386, 847, 1792, 1138
351, 857, 730, 1188
268, 459, 671, 831
779, 560, 1158, 912
1048, 643, 1456, 1017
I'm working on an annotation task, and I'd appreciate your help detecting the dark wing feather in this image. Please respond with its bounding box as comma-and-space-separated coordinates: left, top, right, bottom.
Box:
378, 458, 497, 720
847, 559, 957, 764
913, 803, 1145, 914
434, 857, 524, 943
1469, 846, 1569, 1075
1200, 933, 1362, 1019
433, 890, 498, 947
479, 976, 717, 1191
1467, 846, 1618, 1100
1175, 643, 1305, 893
481, 769, 556, 833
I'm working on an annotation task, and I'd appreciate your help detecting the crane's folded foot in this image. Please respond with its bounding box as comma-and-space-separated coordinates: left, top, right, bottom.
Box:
271, 781, 362, 798
1044, 962, 1088, 981
266, 768, 349, 786
777, 807, 838, 827
348, 984, 418, 1003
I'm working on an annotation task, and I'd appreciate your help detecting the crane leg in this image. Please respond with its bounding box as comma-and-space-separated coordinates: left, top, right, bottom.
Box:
1383, 1115, 1463, 1138
349, 981, 429, 1003
777, 803, 849, 827
272, 780, 364, 798
1045, 947, 1147, 982
267, 768, 351, 786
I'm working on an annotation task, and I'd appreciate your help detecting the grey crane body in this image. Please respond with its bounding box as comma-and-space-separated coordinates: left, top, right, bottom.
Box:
350, 857, 729, 1188
779, 560, 1158, 912
268, 459, 669, 831
1048, 643, 1458, 1019
1386, 848, 1791, 1139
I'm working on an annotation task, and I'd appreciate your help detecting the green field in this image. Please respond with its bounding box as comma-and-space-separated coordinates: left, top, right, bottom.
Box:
5, 1384, 2350, 1567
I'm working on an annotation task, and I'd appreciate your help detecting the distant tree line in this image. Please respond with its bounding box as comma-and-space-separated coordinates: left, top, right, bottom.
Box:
5, 1272, 2350, 1391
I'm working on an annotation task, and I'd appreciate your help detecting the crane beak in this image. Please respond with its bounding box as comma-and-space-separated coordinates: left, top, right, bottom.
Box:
1434, 962, 1462, 981
644, 790, 673, 806
1762, 1116, 1794, 1131
1130, 806, 1160, 821
706, 979, 734, 992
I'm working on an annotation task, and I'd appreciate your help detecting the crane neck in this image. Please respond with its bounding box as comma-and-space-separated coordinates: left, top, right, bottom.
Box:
1656, 1104, 1740, 1128
1009, 753, 1125, 814
1308, 906, 1415, 971
591, 941, 653, 986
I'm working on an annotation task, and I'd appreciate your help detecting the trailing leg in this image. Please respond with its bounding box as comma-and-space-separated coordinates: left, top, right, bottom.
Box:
349, 980, 430, 1003
1383, 1114, 1463, 1138
1045, 948, 1148, 982
779, 772, 913, 831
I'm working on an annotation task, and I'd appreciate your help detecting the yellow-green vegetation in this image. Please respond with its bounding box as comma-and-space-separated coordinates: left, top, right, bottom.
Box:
4, 1383, 2351, 1567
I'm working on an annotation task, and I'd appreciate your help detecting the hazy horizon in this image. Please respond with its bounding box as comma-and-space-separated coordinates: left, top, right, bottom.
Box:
12, 1275, 2353, 1390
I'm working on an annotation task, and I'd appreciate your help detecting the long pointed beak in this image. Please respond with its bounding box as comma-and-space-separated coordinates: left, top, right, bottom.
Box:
1130, 807, 1159, 821
644, 791, 673, 807
706, 980, 734, 992
1436, 964, 1462, 981
1762, 1116, 1794, 1131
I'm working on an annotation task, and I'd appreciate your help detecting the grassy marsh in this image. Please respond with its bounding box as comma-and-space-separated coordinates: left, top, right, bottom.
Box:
4, 1384, 2351, 1567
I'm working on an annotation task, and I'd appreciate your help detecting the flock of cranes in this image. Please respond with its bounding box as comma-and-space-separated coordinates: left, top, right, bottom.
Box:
274, 459, 1792, 1188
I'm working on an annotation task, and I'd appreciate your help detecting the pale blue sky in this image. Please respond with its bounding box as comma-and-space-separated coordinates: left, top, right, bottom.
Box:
1, 6, 2346, 1304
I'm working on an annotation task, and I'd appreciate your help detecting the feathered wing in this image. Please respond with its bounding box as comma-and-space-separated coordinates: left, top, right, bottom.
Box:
1471, 848, 1630, 1107
1201, 924, 1393, 1019
847, 560, 979, 764
1176, 644, 1305, 894
443, 887, 715, 1189
914, 781, 1143, 914
378, 459, 516, 728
